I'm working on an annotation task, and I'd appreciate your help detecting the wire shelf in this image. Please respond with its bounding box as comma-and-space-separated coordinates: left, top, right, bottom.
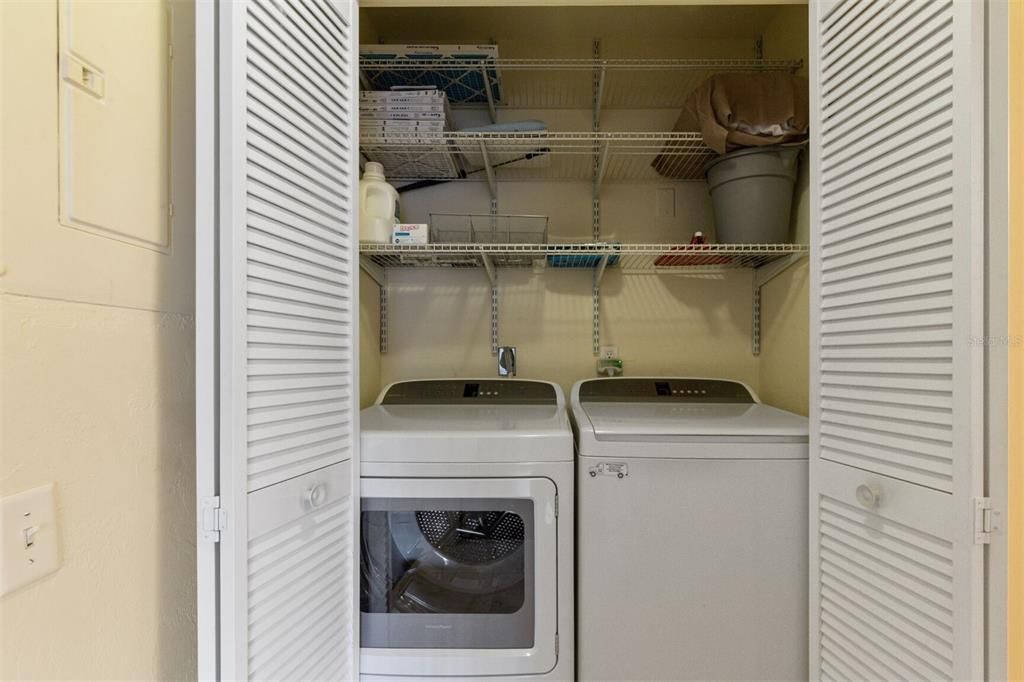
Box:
359, 58, 803, 110
360, 242, 808, 275
359, 131, 716, 183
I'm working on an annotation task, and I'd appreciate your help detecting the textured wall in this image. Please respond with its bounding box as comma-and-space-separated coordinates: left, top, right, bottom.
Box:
0, 298, 196, 680
757, 3, 810, 416
360, 270, 382, 407
0, 0, 197, 678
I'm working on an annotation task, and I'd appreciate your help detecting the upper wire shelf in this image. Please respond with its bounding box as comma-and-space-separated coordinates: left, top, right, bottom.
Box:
360, 242, 808, 278
359, 57, 804, 110
359, 131, 716, 184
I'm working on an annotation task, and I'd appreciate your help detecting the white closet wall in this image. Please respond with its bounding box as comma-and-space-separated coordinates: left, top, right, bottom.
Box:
357, 12, 382, 408
759, 4, 811, 415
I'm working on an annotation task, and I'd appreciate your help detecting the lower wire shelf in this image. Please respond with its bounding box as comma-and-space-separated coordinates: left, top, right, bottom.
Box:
360, 242, 808, 280
359, 242, 808, 358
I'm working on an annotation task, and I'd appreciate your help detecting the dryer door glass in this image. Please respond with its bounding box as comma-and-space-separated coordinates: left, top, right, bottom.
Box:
360, 496, 535, 649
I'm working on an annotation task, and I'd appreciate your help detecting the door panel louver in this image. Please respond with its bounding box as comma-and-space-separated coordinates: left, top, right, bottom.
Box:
247, 465, 353, 681
814, 461, 958, 681
245, 0, 355, 493
817, 0, 957, 492
810, 0, 983, 679
199, 0, 359, 679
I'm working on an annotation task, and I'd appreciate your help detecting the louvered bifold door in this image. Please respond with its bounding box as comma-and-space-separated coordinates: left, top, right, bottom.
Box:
809, 0, 985, 680
198, 0, 360, 680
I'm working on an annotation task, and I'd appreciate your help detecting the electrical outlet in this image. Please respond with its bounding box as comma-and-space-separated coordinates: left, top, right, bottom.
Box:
1, 483, 60, 596
599, 345, 619, 360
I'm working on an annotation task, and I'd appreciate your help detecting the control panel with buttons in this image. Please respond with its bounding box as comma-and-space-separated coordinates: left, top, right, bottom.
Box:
382, 380, 558, 405
578, 378, 754, 403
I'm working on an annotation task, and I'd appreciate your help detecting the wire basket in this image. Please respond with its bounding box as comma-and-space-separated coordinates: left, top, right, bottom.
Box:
429, 213, 549, 244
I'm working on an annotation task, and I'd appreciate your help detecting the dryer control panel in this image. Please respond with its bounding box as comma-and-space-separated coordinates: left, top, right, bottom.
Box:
578, 378, 754, 403
381, 379, 558, 405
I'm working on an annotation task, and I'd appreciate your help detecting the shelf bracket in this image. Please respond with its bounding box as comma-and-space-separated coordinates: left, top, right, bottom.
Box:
594, 253, 610, 288
751, 253, 804, 356
480, 253, 497, 287
591, 39, 603, 247
478, 140, 497, 199
380, 280, 387, 356
754, 253, 804, 290
594, 142, 611, 196
591, 253, 610, 356
592, 266, 603, 356
359, 255, 385, 288
480, 65, 498, 124
491, 276, 499, 356
593, 63, 607, 128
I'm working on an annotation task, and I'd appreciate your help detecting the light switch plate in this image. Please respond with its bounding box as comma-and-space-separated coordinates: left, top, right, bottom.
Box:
1, 484, 60, 596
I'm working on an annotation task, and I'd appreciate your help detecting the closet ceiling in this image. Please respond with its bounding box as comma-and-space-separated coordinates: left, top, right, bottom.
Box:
363, 5, 793, 50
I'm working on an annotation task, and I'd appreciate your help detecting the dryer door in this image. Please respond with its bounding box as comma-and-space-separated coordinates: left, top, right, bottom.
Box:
360, 477, 558, 677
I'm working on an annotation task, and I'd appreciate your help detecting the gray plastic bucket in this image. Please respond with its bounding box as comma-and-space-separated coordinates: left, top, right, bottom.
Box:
705, 146, 802, 244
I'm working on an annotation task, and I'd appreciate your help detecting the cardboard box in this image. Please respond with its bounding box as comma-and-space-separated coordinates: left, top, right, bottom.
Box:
392, 223, 429, 245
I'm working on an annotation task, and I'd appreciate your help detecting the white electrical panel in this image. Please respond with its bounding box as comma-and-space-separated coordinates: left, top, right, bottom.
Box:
58, 0, 171, 251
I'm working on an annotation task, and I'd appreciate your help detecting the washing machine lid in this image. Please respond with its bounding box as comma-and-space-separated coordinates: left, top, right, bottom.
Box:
362, 404, 569, 436
571, 378, 808, 457
361, 379, 572, 463
579, 402, 809, 440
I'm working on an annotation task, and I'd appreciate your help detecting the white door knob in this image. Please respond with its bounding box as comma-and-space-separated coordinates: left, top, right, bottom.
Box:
306, 484, 327, 509
855, 484, 881, 509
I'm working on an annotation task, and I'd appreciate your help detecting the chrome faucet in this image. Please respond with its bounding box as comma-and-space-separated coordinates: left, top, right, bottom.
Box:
497, 346, 517, 377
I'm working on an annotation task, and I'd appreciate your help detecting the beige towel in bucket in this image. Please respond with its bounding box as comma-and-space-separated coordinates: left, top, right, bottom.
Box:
653, 72, 809, 176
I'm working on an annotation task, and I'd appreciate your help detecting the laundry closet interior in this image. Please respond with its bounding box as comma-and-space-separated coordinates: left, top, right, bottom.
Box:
355, 3, 811, 412
196, 0, 998, 680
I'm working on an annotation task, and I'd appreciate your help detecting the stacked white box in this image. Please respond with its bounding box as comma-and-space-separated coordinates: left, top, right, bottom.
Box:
360, 87, 458, 177
359, 88, 452, 139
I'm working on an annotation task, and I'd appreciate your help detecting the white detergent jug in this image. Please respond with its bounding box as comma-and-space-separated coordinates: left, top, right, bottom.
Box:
359, 162, 399, 243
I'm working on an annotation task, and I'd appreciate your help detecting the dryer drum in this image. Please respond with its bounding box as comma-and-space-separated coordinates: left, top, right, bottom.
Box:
416, 510, 525, 565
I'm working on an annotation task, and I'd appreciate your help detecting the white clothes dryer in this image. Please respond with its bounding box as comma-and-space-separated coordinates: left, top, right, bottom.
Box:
360, 379, 574, 682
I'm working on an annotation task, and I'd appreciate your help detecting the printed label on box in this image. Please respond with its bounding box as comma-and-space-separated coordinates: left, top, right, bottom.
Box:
392, 223, 429, 245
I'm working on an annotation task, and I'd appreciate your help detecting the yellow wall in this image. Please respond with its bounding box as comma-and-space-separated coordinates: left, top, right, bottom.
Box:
360, 270, 382, 407
1009, 2, 1024, 678
0, 1, 196, 678
757, 4, 809, 415
360, 4, 810, 412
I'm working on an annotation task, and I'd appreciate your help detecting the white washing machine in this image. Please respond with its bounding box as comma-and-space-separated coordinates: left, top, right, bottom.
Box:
360, 379, 574, 682
571, 377, 809, 681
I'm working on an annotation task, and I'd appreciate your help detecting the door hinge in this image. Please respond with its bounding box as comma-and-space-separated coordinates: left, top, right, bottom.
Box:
168, 202, 175, 218
974, 497, 993, 545
201, 496, 225, 543
555, 633, 559, 657
554, 495, 559, 518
